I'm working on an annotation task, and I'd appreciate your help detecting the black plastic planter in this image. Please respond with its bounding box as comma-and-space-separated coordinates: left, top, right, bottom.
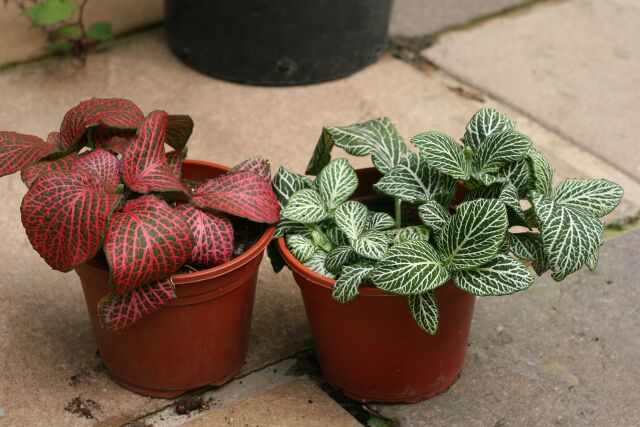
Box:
164, 0, 392, 86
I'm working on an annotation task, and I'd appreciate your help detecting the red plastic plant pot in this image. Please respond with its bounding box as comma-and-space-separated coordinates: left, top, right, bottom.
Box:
277, 167, 476, 403
75, 160, 275, 398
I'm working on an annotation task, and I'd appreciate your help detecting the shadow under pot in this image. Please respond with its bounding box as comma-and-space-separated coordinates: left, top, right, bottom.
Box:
278, 167, 476, 403
75, 160, 275, 398
164, 0, 392, 86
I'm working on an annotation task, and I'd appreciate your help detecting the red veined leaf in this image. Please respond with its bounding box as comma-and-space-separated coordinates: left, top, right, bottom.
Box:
76, 149, 121, 192
89, 125, 136, 152
0, 131, 58, 177
104, 195, 194, 294
230, 156, 271, 181
175, 205, 234, 267
122, 111, 188, 197
20, 169, 121, 272
166, 149, 187, 178
20, 152, 79, 188
165, 115, 194, 151
190, 171, 280, 223
46, 131, 62, 149
98, 278, 176, 333
59, 98, 144, 151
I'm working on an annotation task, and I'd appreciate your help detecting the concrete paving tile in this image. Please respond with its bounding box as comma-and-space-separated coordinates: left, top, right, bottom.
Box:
0, 28, 636, 426
181, 380, 360, 427
370, 229, 640, 425
423, 0, 640, 182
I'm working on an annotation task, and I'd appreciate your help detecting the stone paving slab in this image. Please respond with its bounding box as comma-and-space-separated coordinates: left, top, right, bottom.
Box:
0, 29, 637, 426
370, 229, 640, 426
181, 380, 360, 427
423, 0, 640, 182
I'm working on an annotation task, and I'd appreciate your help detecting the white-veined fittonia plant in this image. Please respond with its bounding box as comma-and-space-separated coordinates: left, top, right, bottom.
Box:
269, 108, 624, 334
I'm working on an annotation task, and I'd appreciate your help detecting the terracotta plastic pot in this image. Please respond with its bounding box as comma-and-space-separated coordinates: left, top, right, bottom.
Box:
75, 160, 275, 398
278, 167, 476, 403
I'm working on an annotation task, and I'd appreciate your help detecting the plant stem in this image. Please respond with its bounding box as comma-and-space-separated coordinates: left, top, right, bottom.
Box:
395, 198, 402, 229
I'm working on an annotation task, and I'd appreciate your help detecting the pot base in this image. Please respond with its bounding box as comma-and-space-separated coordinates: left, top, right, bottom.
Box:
108, 365, 242, 399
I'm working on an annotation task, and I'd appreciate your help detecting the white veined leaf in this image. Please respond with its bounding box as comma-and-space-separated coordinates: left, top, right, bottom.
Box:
509, 232, 548, 275
499, 182, 526, 222
413, 131, 470, 180
438, 199, 508, 270
310, 229, 333, 252
325, 245, 358, 273
367, 211, 396, 231
526, 148, 553, 196
332, 262, 375, 303
370, 240, 450, 295
334, 201, 369, 241
352, 230, 390, 260
386, 225, 430, 244
407, 292, 439, 335
306, 129, 333, 175
272, 166, 313, 206
286, 234, 317, 263
275, 219, 309, 239
325, 226, 349, 246
418, 200, 451, 235
529, 191, 604, 281
373, 152, 457, 205
316, 158, 358, 211
282, 188, 328, 223
324, 117, 408, 174
453, 254, 534, 296
501, 159, 530, 198
474, 129, 533, 173
585, 249, 599, 271
462, 107, 515, 151
465, 171, 506, 189
553, 178, 624, 218
303, 250, 335, 279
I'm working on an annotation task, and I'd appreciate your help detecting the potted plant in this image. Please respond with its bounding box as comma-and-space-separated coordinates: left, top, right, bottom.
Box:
270, 108, 624, 403
0, 98, 280, 398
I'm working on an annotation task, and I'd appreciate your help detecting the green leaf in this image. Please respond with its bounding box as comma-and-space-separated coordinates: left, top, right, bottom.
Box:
25, 0, 76, 25
282, 188, 328, 223
286, 234, 316, 263
553, 178, 623, 218
325, 226, 349, 246
310, 229, 333, 253
499, 182, 526, 222
407, 292, 439, 334
86, 22, 113, 41
501, 159, 530, 198
316, 158, 358, 211
371, 240, 449, 295
474, 129, 533, 173
50, 23, 81, 39
325, 245, 358, 273
529, 191, 604, 281
305, 129, 332, 175
418, 200, 451, 235
462, 107, 515, 151
373, 152, 456, 205
367, 212, 396, 231
526, 148, 553, 196
272, 166, 313, 206
510, 232, 548, 275
386, 225, 430, 244
352, 230, 389, 260
438, 199, 508, 270
324, 117, 408, 174
304, 250, 335, 279
466, 171, 506, 189
413, 131, 469, 180
334, 201, 369, 241
332, 262, 375, 303
453, 254, 534, 296
44, 42, 71, 52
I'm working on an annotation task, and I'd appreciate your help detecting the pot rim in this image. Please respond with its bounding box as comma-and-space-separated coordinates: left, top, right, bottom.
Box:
86, 159, 276, 286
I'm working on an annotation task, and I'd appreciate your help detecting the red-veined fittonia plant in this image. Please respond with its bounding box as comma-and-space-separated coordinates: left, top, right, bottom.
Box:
0, 98, 280, 332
